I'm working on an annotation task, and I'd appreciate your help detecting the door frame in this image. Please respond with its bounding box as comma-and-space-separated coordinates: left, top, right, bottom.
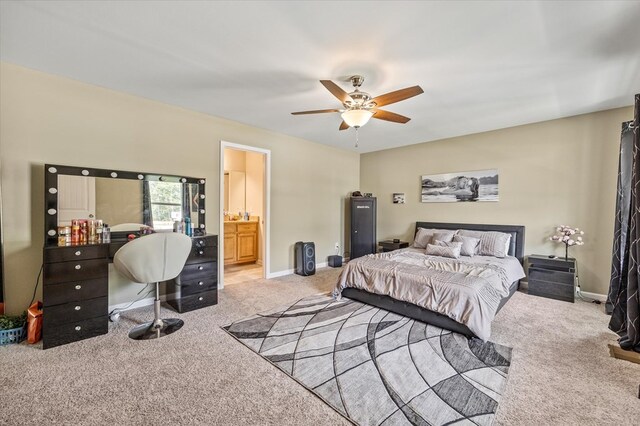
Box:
219, 141, 271, 289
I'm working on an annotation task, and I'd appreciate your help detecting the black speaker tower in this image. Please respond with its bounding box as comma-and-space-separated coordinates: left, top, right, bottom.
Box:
295, 241, 316, 276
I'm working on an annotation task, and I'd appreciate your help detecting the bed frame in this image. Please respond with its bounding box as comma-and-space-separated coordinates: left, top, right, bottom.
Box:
341, 222, 525, 338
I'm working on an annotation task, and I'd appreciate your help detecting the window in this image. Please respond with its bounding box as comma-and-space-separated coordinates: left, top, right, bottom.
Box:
148, 181, 183, 230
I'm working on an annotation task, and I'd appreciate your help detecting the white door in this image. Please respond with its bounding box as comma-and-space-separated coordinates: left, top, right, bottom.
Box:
58, 175, 96, 225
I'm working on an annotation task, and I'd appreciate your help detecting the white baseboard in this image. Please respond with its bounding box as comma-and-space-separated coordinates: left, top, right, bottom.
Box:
108, 292, 176, 313
579, 290, 607, 302
267, 262, 328, 279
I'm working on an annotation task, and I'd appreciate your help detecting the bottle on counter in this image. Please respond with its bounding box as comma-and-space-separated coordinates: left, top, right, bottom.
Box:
184, 217, 192, 237
96, 220, 103, 242
244, 211, 249, 221
102, 224, 111, 243
173, 219, 183, 233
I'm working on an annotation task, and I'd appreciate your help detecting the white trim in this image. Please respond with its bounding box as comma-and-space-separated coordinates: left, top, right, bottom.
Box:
579, 290, 607, 302
108, 292, 176, 313
267, 262, 328, 279
219, 141, 271, 289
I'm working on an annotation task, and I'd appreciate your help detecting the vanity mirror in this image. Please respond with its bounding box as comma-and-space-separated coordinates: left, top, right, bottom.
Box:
44, 164, 206, 246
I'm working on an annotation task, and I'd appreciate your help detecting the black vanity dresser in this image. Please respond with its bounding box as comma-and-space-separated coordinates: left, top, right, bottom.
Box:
43, 164, 218, 349
166, 234, 218, 312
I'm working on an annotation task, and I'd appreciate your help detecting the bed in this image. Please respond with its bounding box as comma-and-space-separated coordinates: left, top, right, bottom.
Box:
334, 222, 525, 340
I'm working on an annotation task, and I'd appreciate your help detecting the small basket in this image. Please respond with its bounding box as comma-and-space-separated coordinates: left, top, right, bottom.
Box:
0, 325, 27, 346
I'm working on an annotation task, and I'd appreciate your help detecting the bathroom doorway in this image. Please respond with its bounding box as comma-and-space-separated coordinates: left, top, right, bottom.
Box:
219, 141, 270, 289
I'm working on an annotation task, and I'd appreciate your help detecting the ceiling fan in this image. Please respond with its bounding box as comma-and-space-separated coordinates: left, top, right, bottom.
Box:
291, 75, 424, 130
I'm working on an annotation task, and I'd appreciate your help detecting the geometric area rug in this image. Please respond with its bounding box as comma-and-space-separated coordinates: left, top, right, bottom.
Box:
222, 294, 512, 426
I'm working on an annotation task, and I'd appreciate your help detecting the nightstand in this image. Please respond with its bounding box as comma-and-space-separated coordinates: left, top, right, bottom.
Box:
527, 255, 576, 303
379, 240, 409, 252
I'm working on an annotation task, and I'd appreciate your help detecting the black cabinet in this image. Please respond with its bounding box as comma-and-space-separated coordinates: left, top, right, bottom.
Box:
166, 235, 218, 313
527, 255, 576, 303
379, 240, 409, 252
42, 244, 109, 349
350, 197, 376, 260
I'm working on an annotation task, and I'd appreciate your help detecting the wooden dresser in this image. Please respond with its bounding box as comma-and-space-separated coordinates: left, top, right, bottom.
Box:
166, 234, 218, 313
42, 244, 109, 349
224, 221, 258, 265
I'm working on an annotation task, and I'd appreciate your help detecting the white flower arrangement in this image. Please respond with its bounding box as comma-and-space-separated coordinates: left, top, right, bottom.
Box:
549, 225, 584, 260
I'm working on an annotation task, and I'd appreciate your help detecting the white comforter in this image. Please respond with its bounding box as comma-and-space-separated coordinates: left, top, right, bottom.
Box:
334, 248, 526, 341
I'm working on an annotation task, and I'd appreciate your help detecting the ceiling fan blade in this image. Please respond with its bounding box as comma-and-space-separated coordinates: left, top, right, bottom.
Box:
320, 80, 353, 103
371, 86, 424, 107
339, 121, 349, 131
291, 109, 341, 115
372, 109, 411, 123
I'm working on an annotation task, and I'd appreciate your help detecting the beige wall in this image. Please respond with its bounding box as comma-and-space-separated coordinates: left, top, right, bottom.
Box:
361, 107, 633, 295
224, 149, 246, 172
0, 62, 359, 313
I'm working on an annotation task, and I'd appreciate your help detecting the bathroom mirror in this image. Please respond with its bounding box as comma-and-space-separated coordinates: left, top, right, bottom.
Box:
45, 164, 206, 246
224, 170, 246, 214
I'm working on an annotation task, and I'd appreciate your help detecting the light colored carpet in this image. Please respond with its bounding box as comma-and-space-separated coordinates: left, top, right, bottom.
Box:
0, 267, 639, 425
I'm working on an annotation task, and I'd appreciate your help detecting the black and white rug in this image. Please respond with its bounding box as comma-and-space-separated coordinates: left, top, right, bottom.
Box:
223, 294, 512, 426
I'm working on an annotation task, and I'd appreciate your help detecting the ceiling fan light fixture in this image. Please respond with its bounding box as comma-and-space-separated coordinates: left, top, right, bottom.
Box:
341, 109, 373, 128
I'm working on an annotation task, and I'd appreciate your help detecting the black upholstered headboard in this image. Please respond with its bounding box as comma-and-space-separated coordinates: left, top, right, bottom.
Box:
414, 222, 525, 264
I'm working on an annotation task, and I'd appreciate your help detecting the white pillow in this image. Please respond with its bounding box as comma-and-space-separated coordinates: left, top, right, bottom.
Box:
426, 241, 462, 259
412, 228, 437, 248
457, 230, 512, 258
453, 235, 480, 257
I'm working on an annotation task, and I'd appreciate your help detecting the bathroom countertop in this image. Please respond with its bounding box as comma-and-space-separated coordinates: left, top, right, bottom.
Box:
223, 219, 259, 223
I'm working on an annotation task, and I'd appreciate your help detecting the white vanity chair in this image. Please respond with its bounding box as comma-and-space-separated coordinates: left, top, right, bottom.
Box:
113, 232, 192, 340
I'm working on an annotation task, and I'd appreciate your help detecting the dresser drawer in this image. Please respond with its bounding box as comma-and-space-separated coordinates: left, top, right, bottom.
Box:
175, 261, 217, 284
168, 289, 217, 313
43, 316, 108, 349
43, 296, 108, 326
44, 259, 108, 285
44, 244, 108, 263
528, 267, 575, 285
529, 279, 575, 303
224, 223, 236, 233
43, 277, 108, 307
186, 245, 218, 264
193, 235, 218, 248
178, 278, 218, 297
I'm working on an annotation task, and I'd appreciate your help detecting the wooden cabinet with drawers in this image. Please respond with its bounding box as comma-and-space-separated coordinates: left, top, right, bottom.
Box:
166, 234, 218, 313
42, 244, 109, 349
224, 221, 258, 265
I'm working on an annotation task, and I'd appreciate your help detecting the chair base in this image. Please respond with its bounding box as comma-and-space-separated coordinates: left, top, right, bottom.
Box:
128, 318, 184, 340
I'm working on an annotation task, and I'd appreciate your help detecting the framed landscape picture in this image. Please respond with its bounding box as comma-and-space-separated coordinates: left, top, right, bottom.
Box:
393, 193, 405, 204
421, 169, 499, 203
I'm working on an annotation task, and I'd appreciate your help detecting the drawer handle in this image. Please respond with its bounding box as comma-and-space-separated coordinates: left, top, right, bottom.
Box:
75, 250, 82, 256
75, 326, 82, 331
198, 266, 204, 270
75, 284, 82, 290
198, 281, 204, 286
74, 305, 82, 311
198, 250, 204, 255
198, 296, 204, 301
75, 264, 82, 270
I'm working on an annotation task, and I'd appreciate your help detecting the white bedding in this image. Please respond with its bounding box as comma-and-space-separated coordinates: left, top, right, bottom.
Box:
334, 247, 526, 341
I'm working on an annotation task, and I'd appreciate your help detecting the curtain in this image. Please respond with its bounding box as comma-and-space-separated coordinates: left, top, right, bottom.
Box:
609, 94, 640, 352
142, 181, 153, 227
607, 121, 635, 314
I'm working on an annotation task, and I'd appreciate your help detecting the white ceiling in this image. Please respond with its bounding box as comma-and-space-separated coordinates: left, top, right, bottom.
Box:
1, 1, 639, 153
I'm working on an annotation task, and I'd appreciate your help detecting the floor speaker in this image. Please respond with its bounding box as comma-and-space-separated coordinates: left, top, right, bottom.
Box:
295, 241, 315, 276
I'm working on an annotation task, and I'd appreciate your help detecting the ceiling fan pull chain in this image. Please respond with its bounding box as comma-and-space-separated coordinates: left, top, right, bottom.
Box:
355, 127, 359, 148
